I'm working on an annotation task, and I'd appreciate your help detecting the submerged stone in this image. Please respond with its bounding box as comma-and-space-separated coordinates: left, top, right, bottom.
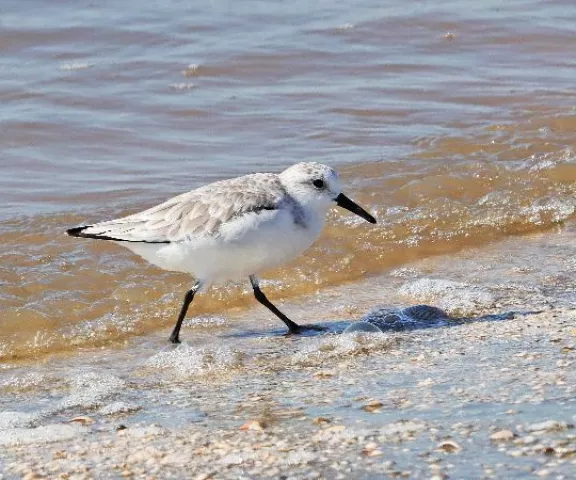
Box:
343, 322, 383, 335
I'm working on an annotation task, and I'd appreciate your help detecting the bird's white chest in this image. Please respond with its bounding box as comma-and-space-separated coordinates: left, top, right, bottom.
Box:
147, 207, 324, 283
213, 208, 322, 279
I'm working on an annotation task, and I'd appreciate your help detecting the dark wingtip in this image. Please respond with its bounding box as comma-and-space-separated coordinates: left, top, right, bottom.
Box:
367, 215, 377, 224
66, 226, 115, 241
66, 226, 90, 238
65, 225, 171, 243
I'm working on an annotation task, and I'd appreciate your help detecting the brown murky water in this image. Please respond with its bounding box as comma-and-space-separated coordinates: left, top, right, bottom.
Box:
1, 0, 576, 364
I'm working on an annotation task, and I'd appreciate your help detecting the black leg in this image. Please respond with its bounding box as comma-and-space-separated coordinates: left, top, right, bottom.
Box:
169, 281, 201, 344
249, 275, 302, 333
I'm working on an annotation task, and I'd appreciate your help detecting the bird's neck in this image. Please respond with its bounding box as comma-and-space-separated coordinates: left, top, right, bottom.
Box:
298, 202, 328, 237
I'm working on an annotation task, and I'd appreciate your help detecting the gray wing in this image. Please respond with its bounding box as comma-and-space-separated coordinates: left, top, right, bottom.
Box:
67, 173, 286, 243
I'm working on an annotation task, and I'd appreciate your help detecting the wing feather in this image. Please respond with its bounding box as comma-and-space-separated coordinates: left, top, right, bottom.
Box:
67, 173, 286, 243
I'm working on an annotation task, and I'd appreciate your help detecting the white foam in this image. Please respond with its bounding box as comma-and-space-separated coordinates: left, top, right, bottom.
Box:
98, 401, 141, 416
54, 372, 126, 411
146, 344, 243, 378
183, 315, 229, 328
182, 63, 200, 76
292, 333, 392, 366
0, 423, 86, 446
343, 322, 383, 334
336, 23, 356, 31
0, 411, 38, 430
0, 371, 49, 392
170, 83, 197, 91
60, 63, 92, 71
0, 371, 126, 448
399, 278, 495, 316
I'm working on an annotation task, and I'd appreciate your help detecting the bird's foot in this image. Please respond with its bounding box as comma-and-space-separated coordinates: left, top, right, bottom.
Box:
287, 324, 326, 335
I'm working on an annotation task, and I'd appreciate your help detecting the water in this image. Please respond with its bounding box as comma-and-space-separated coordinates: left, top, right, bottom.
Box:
2, 0, 576, 361
1, 1, 576, 469
2, 226, 576, 477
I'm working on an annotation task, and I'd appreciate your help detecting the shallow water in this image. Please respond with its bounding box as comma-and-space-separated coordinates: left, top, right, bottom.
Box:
1, 222, 576, 479
2, 0, 576, 361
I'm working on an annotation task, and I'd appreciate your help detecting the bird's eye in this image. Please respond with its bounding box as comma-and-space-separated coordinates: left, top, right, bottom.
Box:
313, 179, 324, 189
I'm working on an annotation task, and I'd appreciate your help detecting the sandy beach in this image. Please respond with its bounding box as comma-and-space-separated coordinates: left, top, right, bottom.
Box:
2, 224, 575, 479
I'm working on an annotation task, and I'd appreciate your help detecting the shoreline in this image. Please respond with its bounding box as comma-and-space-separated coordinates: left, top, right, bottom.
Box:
2, 225, 576, 479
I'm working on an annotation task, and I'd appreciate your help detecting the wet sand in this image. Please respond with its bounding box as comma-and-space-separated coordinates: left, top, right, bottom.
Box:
2, 224, 575, 479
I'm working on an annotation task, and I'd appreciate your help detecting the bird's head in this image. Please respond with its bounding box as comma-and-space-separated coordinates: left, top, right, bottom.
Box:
279, 162, 376, 224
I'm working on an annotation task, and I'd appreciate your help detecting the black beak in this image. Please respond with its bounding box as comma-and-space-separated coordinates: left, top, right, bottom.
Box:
334, 193, 377, 224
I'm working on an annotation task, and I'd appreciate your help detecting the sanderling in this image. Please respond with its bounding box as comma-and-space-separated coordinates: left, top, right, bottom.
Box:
67, 162, 376, 343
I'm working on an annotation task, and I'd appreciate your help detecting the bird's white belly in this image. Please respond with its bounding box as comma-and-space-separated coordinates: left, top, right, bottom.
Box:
122, 209, 322, 284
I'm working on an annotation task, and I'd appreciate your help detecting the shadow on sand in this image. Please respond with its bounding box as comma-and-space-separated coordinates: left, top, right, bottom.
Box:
222, 304, 545, 339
